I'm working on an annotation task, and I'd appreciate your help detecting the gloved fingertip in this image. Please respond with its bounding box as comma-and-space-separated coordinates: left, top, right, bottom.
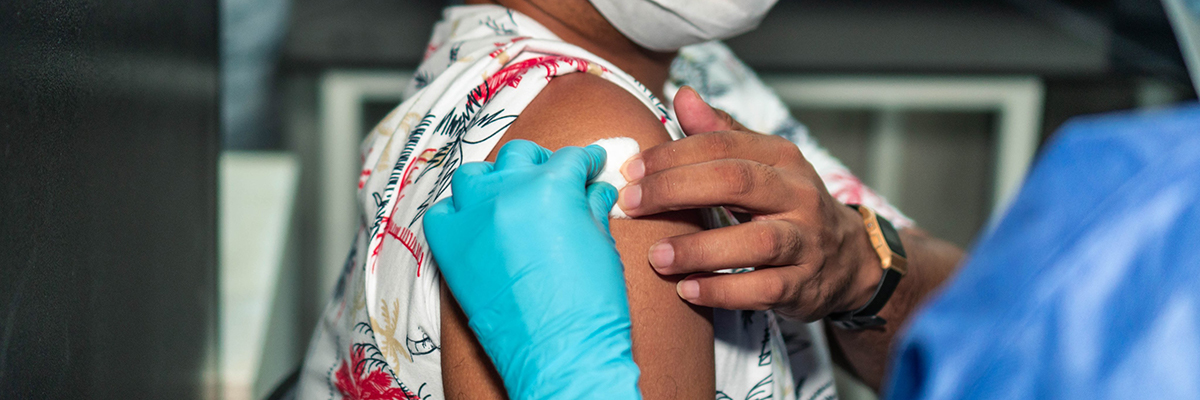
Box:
455, 161, 495, 180
587, 182, 618, 231
499, 139, 539, 154
423, 197, 457, 236
496, 139, 551, 170
545, 146, 592, 183
583, 144, 608, 181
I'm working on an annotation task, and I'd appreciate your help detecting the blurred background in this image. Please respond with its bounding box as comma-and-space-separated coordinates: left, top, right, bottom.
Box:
2, 0, 1196, 398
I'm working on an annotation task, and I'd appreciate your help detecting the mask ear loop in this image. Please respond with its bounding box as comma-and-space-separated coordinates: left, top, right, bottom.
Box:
1163, 0, 1200, 95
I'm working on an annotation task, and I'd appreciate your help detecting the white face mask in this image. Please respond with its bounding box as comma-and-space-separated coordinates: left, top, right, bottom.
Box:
588, 0, 779, 52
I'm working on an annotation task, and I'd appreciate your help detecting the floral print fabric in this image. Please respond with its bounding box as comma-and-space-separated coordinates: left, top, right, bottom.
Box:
298, 5, 911, 400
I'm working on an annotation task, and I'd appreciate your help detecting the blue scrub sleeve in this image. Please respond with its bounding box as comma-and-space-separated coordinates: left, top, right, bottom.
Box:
887, 104, 1200, 400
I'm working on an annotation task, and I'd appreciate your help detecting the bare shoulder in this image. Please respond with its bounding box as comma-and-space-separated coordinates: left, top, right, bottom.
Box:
487, 72, 672, 155
499, 72, 717, 398
443, 72, 716, 400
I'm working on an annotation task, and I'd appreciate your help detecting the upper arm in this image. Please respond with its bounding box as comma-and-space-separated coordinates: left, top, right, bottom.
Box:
440, 72, 716, 400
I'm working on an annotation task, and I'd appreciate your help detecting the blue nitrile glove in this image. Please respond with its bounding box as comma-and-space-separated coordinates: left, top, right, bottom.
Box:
423, 140, 641, 400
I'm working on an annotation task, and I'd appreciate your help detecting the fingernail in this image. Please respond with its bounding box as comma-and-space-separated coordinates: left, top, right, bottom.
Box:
619, 184, 641, 212
677, 279, 700, 301
648, 241, 674, 271
621, 156, 645, 181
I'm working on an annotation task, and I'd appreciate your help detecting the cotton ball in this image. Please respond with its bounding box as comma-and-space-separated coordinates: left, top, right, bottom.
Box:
589, 137, 640, 219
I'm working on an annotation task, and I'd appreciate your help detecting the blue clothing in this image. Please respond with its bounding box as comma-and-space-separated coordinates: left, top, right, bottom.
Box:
888, 104, 1200, 400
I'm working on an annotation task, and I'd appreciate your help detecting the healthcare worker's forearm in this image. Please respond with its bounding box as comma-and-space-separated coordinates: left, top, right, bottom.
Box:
829, 228, 964, 391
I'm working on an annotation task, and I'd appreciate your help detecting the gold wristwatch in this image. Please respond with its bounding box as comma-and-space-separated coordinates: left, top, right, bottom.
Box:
828, 204, 907, 330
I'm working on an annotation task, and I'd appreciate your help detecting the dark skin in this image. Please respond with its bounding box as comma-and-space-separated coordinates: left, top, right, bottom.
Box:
446, 2, 713, 400
459, 0, 966, 392
466, 0, 675, 99
442, 75, 716, 400
624, 88, 966, 390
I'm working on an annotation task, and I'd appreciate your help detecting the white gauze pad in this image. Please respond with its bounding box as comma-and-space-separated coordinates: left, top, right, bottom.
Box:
589, 137, 640, 219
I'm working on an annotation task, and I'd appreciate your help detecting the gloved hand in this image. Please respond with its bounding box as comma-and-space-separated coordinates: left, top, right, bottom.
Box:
424, 140, 642, 400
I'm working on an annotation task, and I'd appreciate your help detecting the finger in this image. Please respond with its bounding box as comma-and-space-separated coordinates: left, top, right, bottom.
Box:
675, 268, 801, 313
454, 160, 494, 178
582, 144, 608, 181
544, 145, 607, 184
494, 139, 551, 170
619, 159, 796, 217
673, 86, 746, 135
450, 161, 498, 210
648, 220, 803, 275
586, 182, 618, 232
624, 131, 799, 181
422, 197, 458, 246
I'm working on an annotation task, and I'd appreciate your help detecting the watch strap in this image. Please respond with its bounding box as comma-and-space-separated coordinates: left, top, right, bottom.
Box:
828, 268, 903, 329
828, 204, 907, 330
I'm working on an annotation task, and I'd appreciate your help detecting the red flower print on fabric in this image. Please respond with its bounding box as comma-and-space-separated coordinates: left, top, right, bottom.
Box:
334, 346, 421, 400
827, 171, 866, 205
469, 55, 599, 104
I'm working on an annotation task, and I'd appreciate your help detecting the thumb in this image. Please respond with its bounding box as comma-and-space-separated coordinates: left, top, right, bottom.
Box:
586, 182, 618, 232
422, 197, 458, 253
673, 86, 745, 136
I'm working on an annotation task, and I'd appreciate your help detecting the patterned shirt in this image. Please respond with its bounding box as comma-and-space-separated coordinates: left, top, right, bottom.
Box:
297, 5, 911, 400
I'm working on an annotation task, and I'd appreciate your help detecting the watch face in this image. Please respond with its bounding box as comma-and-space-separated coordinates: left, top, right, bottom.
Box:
877, 216, 907, 259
